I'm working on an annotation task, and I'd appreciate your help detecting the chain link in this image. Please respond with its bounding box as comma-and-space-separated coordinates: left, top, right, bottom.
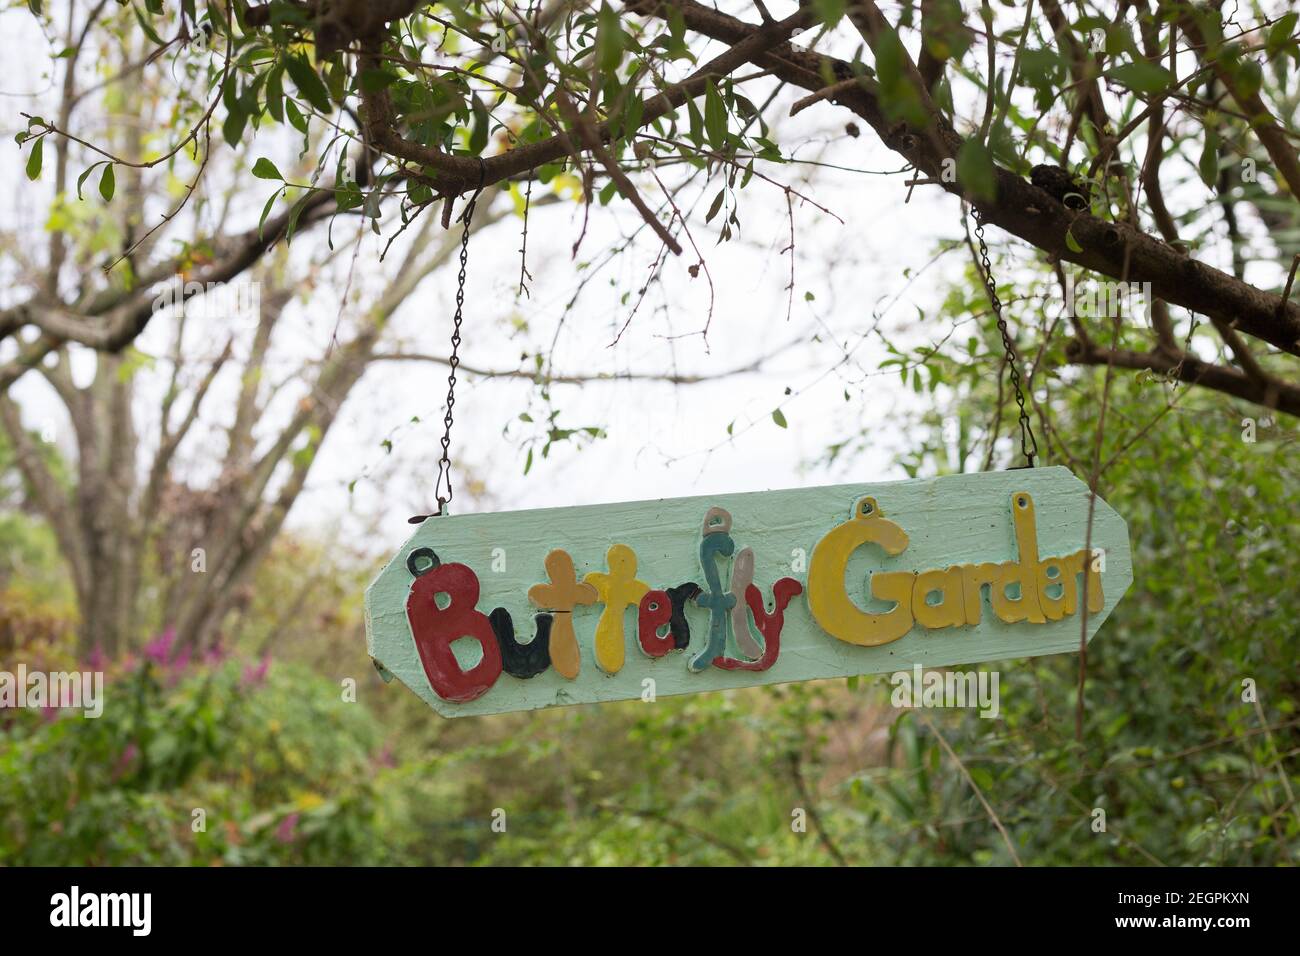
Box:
410, 162, 486, 524
972, 206, 1039, 468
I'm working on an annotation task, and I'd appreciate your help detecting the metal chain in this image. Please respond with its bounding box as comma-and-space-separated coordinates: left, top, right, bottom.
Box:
410, 161, 487, 525
972, 206, 1039, 468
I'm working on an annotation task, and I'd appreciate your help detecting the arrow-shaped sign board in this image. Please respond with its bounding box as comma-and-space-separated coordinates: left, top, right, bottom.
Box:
365, 467, 1131, 717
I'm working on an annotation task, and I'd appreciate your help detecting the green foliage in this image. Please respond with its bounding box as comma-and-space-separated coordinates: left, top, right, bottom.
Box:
848, 394, 1298, 863
0, 659, 388, 865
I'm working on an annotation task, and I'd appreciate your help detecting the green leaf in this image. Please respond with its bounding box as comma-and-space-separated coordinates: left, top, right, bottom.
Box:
221, 73, 239, 113
335, 182, 364, 212
285, 53, 332, 114
98, 163, 115, 202
704, 81, 727, 149
469, 96, 490, 155
409, 182, 433, 205
1105, 61, 1173, 94
76, 162, 103, 199
620, 94, 644, 145
686, 97, 705, 150
1199, 128, 1220, 187
266, 66, 285, 123
131, 1, 163, 44
873, 28, 927, 126
1065, 226, 1083, 253
25, 137, 42, 181
705, 188, 725, 224
285, 193, 310, 245
360, 69, 398, 93
874, 27, 901, 88
222, 105, 247, 147
292, 442, 317, 469
956, 139, 997, 202
325, 58, 347, 105
663, 5, 692, 60
252, 157, 283, 181
1266, 13, 1298, 58
595, 1, 625, 74
1020, 47, 1063, 85
284, 98, 308, 135
115, 346, 155, 383
968, 766, 995, 791
1232, 58, 1262, 100
258, 188, 284, 240
772, 408, 788, 428
921, 0, 973, 62
813, 0, 847, 29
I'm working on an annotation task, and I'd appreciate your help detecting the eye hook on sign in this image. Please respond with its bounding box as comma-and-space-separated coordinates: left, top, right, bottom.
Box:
406, 547, 442, 579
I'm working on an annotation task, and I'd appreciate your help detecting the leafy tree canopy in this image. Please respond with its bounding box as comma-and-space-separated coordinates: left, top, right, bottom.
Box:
10, 0, 1300, 420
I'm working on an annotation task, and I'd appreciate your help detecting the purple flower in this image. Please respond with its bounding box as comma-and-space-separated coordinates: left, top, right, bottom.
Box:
275, 812, 299, 844
112, 742, 140, 781
143, 628, 177, 666
241, 655, 271, 688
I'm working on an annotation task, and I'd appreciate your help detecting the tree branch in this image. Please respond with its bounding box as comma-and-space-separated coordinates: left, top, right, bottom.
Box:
631, 0, 1300, 358
0, 394, 89, 594
1179, 8, 1300, 200
1066, 339, 1299, 416
355, 7, 817, 196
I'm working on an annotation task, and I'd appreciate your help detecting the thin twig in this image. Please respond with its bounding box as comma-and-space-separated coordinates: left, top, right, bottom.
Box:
916, 712, 1023, 866
786, 751, 849, 866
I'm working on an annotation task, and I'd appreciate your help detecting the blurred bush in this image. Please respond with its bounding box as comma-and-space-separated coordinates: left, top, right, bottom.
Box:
0, 645, 390, 865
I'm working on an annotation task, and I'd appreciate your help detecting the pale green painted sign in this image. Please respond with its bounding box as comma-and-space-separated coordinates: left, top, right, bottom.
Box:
364, 467, 1131, 717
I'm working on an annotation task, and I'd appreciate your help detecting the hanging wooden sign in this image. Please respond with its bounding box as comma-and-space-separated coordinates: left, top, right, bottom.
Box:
364, 467, 1131, 717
